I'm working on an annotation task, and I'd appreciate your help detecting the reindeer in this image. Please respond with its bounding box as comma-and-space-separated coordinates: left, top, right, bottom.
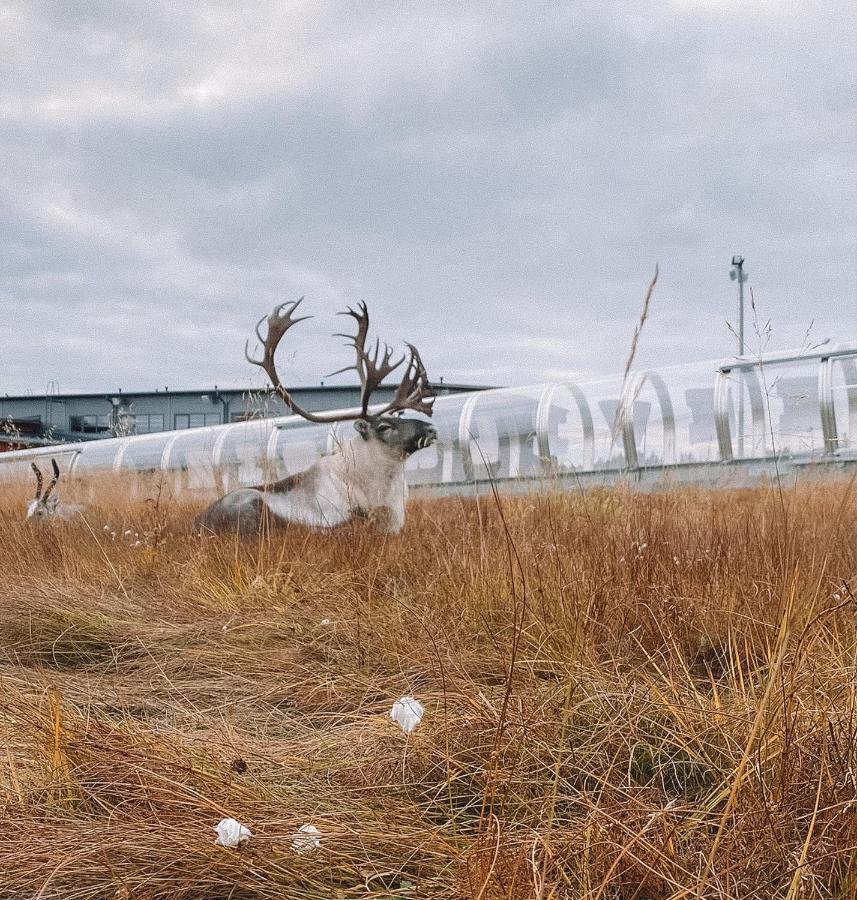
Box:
26, 459, 85, 522
196, 299, 437, 536
27, 459, 61, 520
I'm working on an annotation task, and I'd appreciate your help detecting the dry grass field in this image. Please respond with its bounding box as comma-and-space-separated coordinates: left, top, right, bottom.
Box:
1, 474, 856, 898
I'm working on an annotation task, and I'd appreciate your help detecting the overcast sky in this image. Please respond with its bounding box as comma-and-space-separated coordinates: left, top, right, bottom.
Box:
1, 0, 854, 395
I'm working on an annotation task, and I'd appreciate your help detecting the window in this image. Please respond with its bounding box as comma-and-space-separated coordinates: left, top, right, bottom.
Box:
70, 414, 111, 434
174, 413, 221, 430
131, 414, 164, 434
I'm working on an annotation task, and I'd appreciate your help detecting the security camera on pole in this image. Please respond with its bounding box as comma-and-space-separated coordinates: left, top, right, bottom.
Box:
729, 255, 748, 455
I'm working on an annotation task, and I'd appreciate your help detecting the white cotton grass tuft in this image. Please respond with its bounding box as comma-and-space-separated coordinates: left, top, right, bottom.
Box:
291, 823, 322, 854
390, 696, 425, 734
213, 817, 252, 848
320, 618, 332, 626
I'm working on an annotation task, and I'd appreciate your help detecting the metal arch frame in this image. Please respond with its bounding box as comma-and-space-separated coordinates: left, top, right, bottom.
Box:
213, 420, 279, 489
821, 348, 857, 456
535, 382, 595, 471
265, 425, 281, 473
111, 432, 172, 472
457, 392, 481, 483
212, 423, 238, 469
112, 437, 133, 471
819, 355, 837, 454
716, 364, 767, 459
66, 448, 84, 481
839, 355, 857, 451
743, 368, 776, 455
616, 370, 676, 470
714, 370, 734, 461
458, 389, 545, 482
159, 432, 181, 471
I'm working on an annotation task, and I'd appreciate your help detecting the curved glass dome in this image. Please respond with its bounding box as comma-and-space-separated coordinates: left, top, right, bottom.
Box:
1, 342, 854, 494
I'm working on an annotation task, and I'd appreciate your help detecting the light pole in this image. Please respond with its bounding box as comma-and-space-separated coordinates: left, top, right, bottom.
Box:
729, 255, 748, 455
729, 255, 747, 355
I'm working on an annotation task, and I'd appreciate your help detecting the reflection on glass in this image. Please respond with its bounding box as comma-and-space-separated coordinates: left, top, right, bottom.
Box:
831, 355, 857, 452
121, 434, 172, 472
273, 420, 331, 480
219, 421, 275, 491
73, 439, 123, 472
1, 347, 852, 491
466, 388, 542, 481
406, 395, 471, 485
168, 427, 222, 492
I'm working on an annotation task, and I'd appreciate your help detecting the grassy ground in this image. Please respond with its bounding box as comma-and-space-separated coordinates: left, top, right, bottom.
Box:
0, 475, 856, 898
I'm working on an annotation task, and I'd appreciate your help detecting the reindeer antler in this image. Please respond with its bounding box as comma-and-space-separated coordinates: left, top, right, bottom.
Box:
245, 299, 351, 424
330, 303, 407, 416
31, 462, 43, 500
246, 298, 434, 423
379, 343, 434, 417
43, 459, 60, 501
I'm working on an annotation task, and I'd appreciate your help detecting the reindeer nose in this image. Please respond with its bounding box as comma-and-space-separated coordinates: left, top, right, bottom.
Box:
426, 427, 438, 443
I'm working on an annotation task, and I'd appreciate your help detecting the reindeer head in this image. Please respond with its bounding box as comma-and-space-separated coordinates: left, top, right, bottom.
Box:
353, 416, 437, 459
245, 299, 436, 454
27, 459, 60, 520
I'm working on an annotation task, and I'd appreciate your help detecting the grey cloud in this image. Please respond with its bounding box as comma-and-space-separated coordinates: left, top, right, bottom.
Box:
0, 0, 854, 394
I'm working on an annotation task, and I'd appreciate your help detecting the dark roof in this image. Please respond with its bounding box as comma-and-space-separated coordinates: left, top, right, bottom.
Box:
1, 383, 491, 402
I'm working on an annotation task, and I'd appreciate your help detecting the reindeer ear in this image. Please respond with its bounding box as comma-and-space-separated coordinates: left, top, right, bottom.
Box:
353, 419, 370, 439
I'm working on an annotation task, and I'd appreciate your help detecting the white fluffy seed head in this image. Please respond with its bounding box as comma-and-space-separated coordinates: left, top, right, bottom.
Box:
291, 823, 322, 854
390, 696, 425, 734
213, 817, 252, 848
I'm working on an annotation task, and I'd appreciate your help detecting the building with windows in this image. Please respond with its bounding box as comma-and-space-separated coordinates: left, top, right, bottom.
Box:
0, 382, 483, 450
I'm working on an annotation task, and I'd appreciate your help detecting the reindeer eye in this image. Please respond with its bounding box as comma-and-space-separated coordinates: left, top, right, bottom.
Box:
377, 423, 392, 433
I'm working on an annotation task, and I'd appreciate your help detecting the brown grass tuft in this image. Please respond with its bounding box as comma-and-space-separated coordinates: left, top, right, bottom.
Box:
1, 476, 856, 897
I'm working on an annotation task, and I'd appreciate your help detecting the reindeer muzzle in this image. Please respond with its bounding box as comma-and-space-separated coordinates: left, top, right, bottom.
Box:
415, 427, 438, 450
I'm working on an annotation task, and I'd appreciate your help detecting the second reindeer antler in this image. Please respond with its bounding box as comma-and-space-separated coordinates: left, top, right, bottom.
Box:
245, 299, 434, 422
330, 302, 433, 418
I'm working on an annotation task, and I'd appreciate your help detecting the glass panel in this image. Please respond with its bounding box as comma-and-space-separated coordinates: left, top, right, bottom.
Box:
74, 438, 124, 473
219, 420, 276, 491
120, 434, 172, 472
650, 360, 721, 465
406, 393, 474, 485
465, 387, 543, 481
168, 427, 223, 491
174, 413, 221, 430
721, 359, 822, 459
573, 376, 627, 469
273, 419, 332, 479
131, 414, 165, 434
831, 354, 857, 453
540, 383, 594, 471
0, 449, 78, 488
772, 369, 820, 455
69, 414, 111, 434
0, 455, 47, 483
627, 373, 672, 467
